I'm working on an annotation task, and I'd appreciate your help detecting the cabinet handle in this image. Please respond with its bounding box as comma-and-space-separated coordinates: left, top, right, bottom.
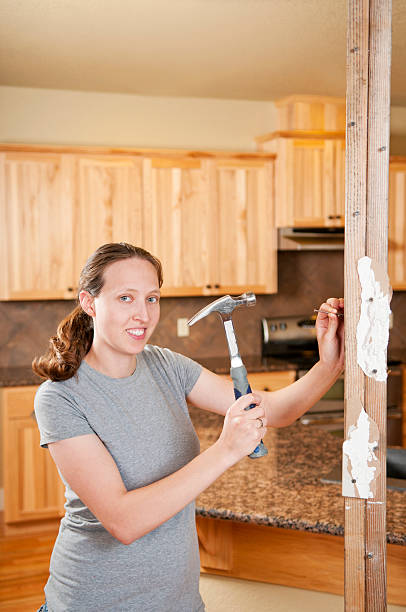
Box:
67, 287, 73, 292
335, 215, 341, 219
214, 284, 220, 289
264, 386, 270, 392
327, 215, 334, 220
206, 284, 212, 289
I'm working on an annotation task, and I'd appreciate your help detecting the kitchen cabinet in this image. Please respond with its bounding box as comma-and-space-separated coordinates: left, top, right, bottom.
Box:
143, 156, 277, 296
0, 386, 65, 523
142, 157, 217, 295
0, 152, 75, 300
255, 133, 345, 228
73, 155, 145, 284
242, 370, 296, 391
389, 158, 406, 290
218, 371, 296, 395
214, 159, 277, 294
0, 145, 277, 300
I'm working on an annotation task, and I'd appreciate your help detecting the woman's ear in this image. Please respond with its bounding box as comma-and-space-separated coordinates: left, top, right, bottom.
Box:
79, 291, 96, 318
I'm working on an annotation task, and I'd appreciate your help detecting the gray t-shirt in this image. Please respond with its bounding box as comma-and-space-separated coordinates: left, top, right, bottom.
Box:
34, 345, 204, 612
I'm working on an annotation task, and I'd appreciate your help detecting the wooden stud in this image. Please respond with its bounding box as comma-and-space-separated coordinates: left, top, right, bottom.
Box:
345, 1, 392, 610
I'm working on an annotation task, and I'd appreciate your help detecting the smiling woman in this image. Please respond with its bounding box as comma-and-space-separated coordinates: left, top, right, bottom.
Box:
31, 241, 344, 611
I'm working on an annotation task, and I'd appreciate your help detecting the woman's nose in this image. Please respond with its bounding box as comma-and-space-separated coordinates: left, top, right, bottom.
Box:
131, 300, 148, 321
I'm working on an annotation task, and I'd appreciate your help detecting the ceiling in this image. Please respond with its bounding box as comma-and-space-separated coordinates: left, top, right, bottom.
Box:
1, 0, 406, 105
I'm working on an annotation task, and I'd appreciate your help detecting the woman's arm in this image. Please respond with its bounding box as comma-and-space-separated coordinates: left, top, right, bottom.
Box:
188, 297, 344, 427
48, 391, 266, 545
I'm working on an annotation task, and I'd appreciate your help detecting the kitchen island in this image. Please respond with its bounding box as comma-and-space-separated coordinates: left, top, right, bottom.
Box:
190, 407, 406, 605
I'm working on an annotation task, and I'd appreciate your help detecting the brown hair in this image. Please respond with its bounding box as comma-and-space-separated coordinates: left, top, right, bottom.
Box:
32, 242, 163, 382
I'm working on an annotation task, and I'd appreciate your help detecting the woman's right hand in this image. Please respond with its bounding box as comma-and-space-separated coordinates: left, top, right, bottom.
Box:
216, 393, 267, 465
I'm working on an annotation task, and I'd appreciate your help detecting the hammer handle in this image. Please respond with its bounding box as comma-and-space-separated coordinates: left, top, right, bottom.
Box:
230, 365, 268, 459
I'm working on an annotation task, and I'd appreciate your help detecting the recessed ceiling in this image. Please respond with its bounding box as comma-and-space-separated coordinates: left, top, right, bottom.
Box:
1, 0, 405, 105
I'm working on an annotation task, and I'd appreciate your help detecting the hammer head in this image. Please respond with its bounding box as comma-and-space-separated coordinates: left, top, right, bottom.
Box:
187, 292, 256, 326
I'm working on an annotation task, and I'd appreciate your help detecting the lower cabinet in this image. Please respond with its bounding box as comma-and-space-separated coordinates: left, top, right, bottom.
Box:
196, 516, 406, 606
1, 386, 65, 524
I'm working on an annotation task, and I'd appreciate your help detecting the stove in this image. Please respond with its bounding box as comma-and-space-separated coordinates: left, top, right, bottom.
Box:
261, 314, 403, 445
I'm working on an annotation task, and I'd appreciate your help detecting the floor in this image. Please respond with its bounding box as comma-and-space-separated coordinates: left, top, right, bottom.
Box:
200, 574, 406, 612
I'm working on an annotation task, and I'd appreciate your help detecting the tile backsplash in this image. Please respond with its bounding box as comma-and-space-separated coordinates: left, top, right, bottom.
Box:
1, 251, 405, 368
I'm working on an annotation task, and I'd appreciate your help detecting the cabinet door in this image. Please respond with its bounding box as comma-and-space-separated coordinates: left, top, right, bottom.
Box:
0, 153, 75, 300
274, 138, 345, 228
389, 162, 406, 290
73, 155, 144, 282
291, 139, 326, 227
142, 158, 217, 295
216, 160, 277, 294
1, 386, 65, 523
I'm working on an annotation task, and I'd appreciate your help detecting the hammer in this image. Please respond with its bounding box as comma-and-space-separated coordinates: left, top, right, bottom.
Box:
188, 293, 268, 459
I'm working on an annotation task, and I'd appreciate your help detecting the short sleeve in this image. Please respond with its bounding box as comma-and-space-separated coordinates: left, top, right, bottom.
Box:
153, 347, 202, 395
34, 380, 95, 448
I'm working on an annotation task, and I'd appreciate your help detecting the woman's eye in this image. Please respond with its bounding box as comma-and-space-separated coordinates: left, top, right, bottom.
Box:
120, 296, 132, 302
148, 296, 159, 304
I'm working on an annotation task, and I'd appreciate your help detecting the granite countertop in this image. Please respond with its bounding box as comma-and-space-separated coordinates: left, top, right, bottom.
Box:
0, 357, 298, 388
190, 407, 406, 545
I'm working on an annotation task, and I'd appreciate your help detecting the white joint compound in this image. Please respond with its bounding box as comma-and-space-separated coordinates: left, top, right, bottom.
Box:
342, 400, 379, 499
356, 256, 392, 381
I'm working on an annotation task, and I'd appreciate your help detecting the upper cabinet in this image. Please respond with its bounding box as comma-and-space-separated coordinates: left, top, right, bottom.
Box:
215, 159, 276, 294
142, 157, 217, 295
256, 95, 346, 229
0, 152, 75, 300
0, 145, 277, 300
259, 136, 345, 228
73, 155, 144, 283
389, 158, 406, 290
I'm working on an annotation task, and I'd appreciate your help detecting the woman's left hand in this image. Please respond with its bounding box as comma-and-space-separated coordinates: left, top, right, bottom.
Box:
315, 297, 344, 374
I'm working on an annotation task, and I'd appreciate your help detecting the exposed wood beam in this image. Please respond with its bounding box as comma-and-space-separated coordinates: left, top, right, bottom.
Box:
344, 1, 392, 610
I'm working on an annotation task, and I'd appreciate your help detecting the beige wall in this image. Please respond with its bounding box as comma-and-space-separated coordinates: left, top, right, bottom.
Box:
0, 86, 277, 150
1, 86, 406, 153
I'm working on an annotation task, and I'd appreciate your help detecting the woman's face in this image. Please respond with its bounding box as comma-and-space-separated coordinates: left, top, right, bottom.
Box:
82, 257, 161, 362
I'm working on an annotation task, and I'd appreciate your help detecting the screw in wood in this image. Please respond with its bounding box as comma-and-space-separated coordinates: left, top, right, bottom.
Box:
347, 121, 356, 127
350, 46, 359, 53
378, 146, 386, 152
367, 552, 374, 559
353, 210, 360, 217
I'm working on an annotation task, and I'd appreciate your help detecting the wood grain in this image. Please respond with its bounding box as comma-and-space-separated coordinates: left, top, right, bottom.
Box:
345, 0, 392, 610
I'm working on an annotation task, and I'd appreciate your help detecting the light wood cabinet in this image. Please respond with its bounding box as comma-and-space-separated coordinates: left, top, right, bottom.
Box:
0, 145, 277, 300
142, 157, 217, 295
215, 159, 277, 294
389, 158, 406, 290
73, 155, 145, 283
1, 386, 65, 523
142, 156, 277, 296
220, 370, 296, 391
0, 152, 75, 300
256, 133, 345, 228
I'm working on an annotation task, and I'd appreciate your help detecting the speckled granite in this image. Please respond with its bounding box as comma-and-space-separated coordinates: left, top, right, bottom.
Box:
0, 357, 297, 387
190, 407, 406, 545
0, 366, 43, 387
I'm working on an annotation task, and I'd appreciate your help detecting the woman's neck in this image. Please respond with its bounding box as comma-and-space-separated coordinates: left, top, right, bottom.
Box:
84, 346, 137, 379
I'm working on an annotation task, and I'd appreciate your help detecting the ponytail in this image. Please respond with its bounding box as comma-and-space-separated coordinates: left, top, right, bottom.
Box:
32, 305, 93, 381
32, 242, 163, 382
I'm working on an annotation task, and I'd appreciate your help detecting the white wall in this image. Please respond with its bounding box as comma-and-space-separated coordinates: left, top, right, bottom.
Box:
0, 86, 277, 151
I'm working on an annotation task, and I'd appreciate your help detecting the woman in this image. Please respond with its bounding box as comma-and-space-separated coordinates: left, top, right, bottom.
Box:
33, 242, 344, 612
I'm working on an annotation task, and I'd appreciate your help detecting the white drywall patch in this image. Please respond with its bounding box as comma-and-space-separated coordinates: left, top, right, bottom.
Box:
342, 398, 380, 499
356, 256, 392, 381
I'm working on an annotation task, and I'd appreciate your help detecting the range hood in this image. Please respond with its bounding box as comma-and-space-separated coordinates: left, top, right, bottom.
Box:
278, 227, 344, 251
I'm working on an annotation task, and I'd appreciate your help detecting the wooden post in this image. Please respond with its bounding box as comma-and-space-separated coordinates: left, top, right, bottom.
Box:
345, 1, 392, 611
